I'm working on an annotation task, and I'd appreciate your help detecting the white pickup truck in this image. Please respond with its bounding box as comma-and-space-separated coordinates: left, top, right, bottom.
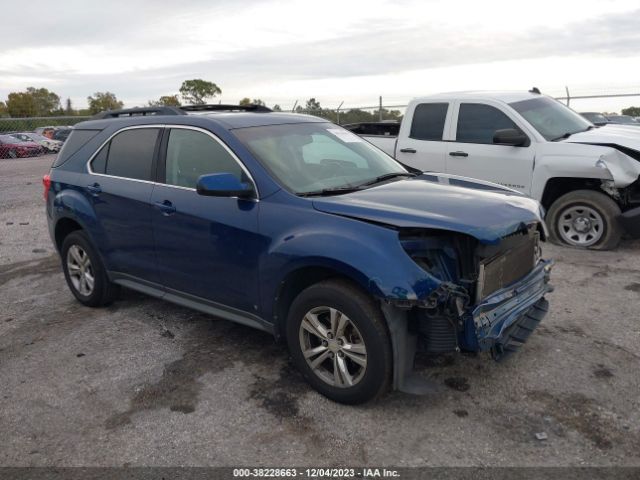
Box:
351, 91, 640, 249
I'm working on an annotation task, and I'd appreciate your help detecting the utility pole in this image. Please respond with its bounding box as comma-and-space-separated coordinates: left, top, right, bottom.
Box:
379, 96, 383, 121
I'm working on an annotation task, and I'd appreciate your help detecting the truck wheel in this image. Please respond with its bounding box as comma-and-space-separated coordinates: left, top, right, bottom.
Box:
286, 279, 392, 404
547, 190, 622, 250
61, 231, 118, 307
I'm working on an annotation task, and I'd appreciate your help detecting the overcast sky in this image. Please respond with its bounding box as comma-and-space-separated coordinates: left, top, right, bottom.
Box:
2, 0, 640, 112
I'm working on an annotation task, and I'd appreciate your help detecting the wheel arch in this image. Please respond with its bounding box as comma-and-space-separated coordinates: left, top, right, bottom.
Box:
270, 261, 382, 342
540, 177, 611, 211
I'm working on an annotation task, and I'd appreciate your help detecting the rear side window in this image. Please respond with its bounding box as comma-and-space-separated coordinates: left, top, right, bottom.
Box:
90, 128, 160, 181
165, 128, 243, 188
456, 103, 519, 144
52, 129, 100, 167
409, 103, 448, 141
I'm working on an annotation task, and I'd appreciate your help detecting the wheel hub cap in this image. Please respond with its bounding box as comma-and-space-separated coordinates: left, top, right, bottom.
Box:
558, 205, 604, 247
66, 245, 95, 296
299, 306, 367, 388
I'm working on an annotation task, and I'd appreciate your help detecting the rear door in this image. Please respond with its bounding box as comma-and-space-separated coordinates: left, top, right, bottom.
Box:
445, 102, 535, 194
395, 101, 451, 173
85, 126, 161, 282
150, 126, 262, 314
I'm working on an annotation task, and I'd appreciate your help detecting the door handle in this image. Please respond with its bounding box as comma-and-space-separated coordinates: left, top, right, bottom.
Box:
86, 183, 102, 196
399, 148, 416, 153
154, 200, 176, 216
449, 151, 469, 157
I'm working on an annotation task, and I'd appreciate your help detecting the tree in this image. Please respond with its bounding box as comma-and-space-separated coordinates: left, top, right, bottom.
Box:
26, 87, 61, 116
304, 97, 321, 112
179, 79, 221, 105
148, 95, 182, 107
239, 97, 265, 106
5, 87, 61, 117
0, 101, 7, 117
272, 104, 282, 112
65, 98, 74, 115
87, 92, 124, 114
622, 106, 640, 117
6, 92, 38, 117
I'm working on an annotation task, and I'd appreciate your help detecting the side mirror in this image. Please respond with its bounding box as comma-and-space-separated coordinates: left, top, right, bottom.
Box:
493, 128, 529, 147
196, 173, 255, 198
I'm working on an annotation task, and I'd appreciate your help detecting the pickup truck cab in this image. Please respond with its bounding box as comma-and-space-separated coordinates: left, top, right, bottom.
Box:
357, 91, 640, 249
44, 105, 552, 404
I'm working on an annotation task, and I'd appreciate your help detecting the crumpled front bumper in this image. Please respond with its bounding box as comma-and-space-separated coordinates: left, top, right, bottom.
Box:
471, 259, 553, 358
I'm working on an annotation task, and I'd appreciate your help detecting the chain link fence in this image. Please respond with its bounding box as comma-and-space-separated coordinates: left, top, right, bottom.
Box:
0, 116, 90, 134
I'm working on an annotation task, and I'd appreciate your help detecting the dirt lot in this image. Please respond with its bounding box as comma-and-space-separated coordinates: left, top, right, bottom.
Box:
1, 155, 639, 467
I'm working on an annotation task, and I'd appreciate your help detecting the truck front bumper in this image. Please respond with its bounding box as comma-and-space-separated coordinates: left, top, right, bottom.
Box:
471, 259, 553, 359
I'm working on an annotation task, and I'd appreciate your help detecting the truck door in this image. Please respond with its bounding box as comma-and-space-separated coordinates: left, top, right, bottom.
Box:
445, 102, 535, 194
395, 102, 451, 173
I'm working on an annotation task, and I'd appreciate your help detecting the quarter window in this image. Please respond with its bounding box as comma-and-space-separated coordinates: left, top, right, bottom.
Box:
90, 128, 159, 181
165, 129, 243, 189
409, 103, 448, 141
456, 104, 521, 144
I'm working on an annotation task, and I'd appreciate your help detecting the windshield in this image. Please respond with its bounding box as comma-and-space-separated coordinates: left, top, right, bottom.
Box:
0, 135, 21, 143
510, 97, 591, 141
582, 113, 607, 123
233, 122, 408, 194
608, 115, 637, 124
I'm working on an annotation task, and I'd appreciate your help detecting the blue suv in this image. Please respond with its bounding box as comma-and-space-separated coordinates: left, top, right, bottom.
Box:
44, 104, 553, 404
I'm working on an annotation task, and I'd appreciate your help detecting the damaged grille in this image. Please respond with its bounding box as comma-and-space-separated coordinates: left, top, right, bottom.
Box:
476, 232, 538, 301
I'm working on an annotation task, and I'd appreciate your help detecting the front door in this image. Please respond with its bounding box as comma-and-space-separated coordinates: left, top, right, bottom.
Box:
151, 127, 263, 314
445, 102, 535, 194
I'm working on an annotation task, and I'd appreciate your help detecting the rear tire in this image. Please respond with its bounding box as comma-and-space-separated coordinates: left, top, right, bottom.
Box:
286, 279, 392, 404
547, 190, 622, 250
61, 231, 118, 307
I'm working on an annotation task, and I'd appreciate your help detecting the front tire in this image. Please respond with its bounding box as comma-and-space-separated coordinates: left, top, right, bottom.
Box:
61, 231, 118, 307
286, 279, 392, 404
547, 190, 622, 250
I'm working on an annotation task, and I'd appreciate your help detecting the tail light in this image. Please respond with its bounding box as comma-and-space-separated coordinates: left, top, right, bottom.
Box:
42, 174, 51, 201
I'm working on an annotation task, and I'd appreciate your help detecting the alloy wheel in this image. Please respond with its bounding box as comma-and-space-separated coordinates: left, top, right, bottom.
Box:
66, 245, 95, 296
298, 306, 367, 388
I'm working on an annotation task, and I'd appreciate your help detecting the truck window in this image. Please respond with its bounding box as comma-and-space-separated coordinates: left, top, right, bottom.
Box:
409, 103, 448, 141
456, 103, 519, 144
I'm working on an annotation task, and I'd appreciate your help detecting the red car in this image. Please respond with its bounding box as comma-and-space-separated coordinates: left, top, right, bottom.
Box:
0, 135, 44, 158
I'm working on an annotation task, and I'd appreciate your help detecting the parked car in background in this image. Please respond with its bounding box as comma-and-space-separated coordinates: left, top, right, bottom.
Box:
34, 126, 57, 139
580, 112, 609, 126
52, 128, 72, 142
11, 132, 63, 153
0, 134, 44, 158
356, 90, 640, 250
43, 104, 553, 404
606, 115, 640, 126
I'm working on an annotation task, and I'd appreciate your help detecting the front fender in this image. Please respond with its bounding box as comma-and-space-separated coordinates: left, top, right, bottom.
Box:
258, 199, 443, 320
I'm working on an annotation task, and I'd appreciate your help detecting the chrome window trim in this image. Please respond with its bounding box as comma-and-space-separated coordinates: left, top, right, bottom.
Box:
85, 124, 260, 198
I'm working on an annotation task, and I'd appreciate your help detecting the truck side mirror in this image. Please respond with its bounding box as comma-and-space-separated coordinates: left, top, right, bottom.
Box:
493, 129, 529, 147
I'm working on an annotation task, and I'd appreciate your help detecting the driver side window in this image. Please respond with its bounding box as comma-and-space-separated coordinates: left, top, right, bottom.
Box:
456, 103, 521, 144
165, 129, 243, 189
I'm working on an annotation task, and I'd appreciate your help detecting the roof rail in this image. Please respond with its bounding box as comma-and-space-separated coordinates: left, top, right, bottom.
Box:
181, 104, 272, 113
92, 106, 186, 119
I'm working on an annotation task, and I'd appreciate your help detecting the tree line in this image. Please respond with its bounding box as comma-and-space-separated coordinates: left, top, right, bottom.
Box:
0, 79, 403, 124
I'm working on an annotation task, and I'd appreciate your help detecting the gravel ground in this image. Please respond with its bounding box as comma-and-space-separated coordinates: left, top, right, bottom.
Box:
1, 155, 639, 467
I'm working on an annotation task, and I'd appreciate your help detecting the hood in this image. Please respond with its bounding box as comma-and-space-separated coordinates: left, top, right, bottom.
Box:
564, 125, 640, 156
312, 176, 543, 245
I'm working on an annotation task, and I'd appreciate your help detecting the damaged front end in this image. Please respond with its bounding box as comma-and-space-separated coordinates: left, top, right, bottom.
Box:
382, 224, 553, 394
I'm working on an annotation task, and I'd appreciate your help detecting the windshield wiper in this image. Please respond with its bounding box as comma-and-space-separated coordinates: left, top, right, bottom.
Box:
357, 172, 417, 187
297, 186, 363, 197
551, 132, 575, 141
